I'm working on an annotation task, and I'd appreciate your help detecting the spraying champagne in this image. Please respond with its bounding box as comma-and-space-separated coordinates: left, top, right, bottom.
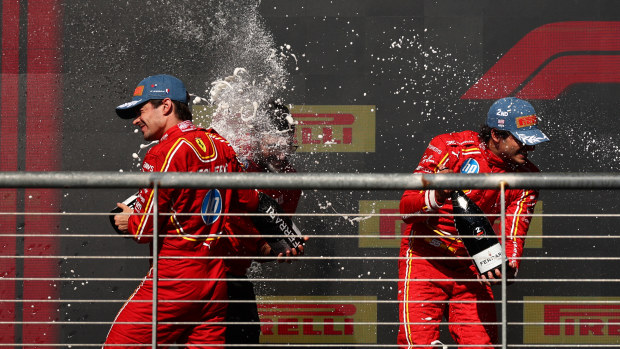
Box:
451, 190, 504, 275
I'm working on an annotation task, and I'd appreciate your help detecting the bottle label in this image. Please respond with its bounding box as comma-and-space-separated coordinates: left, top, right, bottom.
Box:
472, 243, 503, 274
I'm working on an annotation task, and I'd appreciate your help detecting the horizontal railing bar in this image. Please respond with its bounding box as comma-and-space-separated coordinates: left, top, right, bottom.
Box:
3, 277, 620, 282
0, 299, 500, 304
0, 340, 501, 348
1, 255, 620, 261
0, 321, 611, 326
2, 211, 620, 218
7, 299, 620, 305
0, 320, 614, 326
2, 171, 620, 190
508, 344, 618, 349
7, 298, 620, 304
24, 344, 618, 349
1, 233, 619, 239
0, 321, 500, 326
0, 344, 538, 348
19, 346, 616, 349
0, 343, 494, 348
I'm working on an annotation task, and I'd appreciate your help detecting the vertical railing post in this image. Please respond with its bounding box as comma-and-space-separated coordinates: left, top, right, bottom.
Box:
500, 182, 507, 349
152, 182, 159, 348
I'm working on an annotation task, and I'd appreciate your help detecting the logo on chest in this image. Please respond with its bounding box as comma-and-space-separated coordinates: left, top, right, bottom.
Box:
196, 138, 207, 152
201, 189, 222, 225
460, 158, 480, 174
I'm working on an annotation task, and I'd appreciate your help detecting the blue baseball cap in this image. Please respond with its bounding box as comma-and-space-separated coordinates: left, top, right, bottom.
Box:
486, 97, 550, 145
116, 74, 189, 119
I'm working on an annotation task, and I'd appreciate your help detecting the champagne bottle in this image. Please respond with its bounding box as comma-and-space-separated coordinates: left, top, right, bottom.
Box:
109, 192, 138, 235
451, 190, 504, 275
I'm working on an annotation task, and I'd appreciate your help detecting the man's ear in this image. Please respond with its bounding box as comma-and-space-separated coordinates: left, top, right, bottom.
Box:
490, 129, 501, 143
161, 98, 174, 116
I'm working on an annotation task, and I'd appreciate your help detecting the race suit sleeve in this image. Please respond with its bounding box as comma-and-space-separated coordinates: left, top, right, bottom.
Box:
502, 188, 539, 269
234, 188, 259, 213
228, 156, 260, 213
127, 150, 176, 244
400, 134, 456, 224
280, 189, 301, 215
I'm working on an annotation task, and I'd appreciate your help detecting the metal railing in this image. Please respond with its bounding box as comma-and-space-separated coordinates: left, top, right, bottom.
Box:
2, 171, 620, 190
1, 171, 619, 348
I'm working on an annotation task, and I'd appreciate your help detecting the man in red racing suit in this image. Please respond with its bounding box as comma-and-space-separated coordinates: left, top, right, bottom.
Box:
397, 97, 550, 348
220, 157, 301, 344
105, 74, 261, 348
218, 100, 302, 345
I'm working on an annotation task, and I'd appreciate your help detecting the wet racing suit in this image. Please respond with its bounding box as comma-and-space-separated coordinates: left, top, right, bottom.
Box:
220, 158, 301, 344
397, 130, 539, 349
104, 121, 260, 348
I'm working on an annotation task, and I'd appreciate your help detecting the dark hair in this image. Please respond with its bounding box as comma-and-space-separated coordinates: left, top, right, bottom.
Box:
255, 99, 295, 134
268, 99, 293, 132
479, 124, 511, 143
149, 94, 192, 121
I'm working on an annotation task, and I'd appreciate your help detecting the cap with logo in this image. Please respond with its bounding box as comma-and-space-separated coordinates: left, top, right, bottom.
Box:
116, 74, 189, 119
486, 97, 550, 145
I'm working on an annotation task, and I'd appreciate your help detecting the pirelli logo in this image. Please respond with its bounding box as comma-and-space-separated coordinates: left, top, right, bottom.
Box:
257, 296, 377, 344
357, 200, 544, 249
290, 105, 376, 153
524, 297, 620, 344
192, 105, 376, 153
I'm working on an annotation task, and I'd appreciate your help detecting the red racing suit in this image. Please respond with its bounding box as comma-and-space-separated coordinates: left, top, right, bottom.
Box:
222, 158, 301, 277
397, 130, 539, 348
219, 158, 301, 344
104, 121, 259, 348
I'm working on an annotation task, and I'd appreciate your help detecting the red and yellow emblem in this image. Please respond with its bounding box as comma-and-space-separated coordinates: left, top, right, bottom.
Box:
133, 85, 145, 97
516, 114, 537, 128
196, 138, 207, 152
